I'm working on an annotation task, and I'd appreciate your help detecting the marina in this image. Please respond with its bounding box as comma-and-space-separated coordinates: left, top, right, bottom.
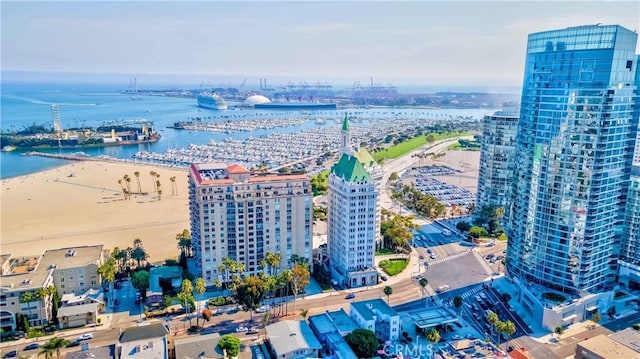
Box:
0, 83, 493, 179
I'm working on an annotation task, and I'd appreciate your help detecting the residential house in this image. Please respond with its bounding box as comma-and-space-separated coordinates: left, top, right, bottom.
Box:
119, 322, 169, 359
266, 320, 322, 359
174, 333, 223, 359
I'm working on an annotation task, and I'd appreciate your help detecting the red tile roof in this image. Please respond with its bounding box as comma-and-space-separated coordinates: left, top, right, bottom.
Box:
226, 164, 250, 174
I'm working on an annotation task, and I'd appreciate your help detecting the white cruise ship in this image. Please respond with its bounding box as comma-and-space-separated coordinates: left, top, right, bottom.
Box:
197, 92, 228, 110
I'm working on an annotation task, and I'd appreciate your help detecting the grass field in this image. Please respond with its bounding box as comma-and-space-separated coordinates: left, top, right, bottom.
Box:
372, 132, 471, 162
379, 258, 408, 276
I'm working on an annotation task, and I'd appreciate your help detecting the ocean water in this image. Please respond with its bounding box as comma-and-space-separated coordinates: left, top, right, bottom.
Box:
1, 82, 492, 179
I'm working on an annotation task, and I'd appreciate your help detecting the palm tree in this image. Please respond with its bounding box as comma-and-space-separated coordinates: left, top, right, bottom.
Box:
20, 291, 41, 327
40, 337, 70, 359
300, 308, 309, 320
134, 171, 141, 193
217, 264, 227, 289
157, 189, 162, 201
453, 295, 463, 316
426, 328, 440, 344
149, 171, 157, 192
124, 174, 132, 193
130, 247, 148, 269
176, 229, 192, 258
262, 312, 271, 339
194, 277, 206, 328
383, 286, 393, 304
170, 176, 177, 195
555, 326, 564, 339
213, 279, 222, 299
117, 179, 128, 200
98, 258, 116, 305
418, 277, 428, 307
500, 320, 516, 350
38, 346, 55, 359
487, 311, 499, 341
265, 252, 282, 276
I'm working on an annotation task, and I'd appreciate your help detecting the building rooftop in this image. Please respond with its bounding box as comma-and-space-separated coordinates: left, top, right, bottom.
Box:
0, 254, 12, 274
326, 332, 358, 359
443, 339, 503, 358
607, 327, 640, 353
350, 299, 398, 321
64, 344, 115, 359
508, 347, 535, 359
38, 245, 104, 271
120, 322, 169, 343
309, 308, 357, 335
266, 320, 322, 355
577, 333, 640, 358
191, 162, 309, 185
174, 333, 223, 359
331, 153, 372, 182
61, 288, 104, 305
0, 270, 52, 292
406, 306, 459, 329
57, 302, 99, 318
354, 147, 377, 169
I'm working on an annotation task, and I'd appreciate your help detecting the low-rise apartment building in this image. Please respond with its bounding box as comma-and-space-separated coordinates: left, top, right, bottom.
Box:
350, 298, 400, 342
40, 245, 105, 295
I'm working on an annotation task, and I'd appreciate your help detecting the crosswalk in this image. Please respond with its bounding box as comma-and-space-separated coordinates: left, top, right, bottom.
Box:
442, 285, 483, 308
428, 250, 472, 266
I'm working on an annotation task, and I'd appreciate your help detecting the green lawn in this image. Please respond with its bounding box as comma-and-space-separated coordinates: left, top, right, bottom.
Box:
379, 258, 408, 276
375, 248, 395, 256
373, 132, 471, 162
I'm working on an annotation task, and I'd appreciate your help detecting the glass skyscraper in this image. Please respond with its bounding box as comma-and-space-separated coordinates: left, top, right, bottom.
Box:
506, 25, 638, 296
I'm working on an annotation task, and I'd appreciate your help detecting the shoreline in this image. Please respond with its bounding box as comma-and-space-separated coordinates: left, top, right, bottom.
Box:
1, 159, 190, 262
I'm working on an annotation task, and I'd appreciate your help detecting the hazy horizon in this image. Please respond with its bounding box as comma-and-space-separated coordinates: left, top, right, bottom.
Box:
2, 1, 638, 93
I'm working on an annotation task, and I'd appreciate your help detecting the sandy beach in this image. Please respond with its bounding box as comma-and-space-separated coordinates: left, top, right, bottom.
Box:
0, 149, 480, 261
1, 160, 190, 261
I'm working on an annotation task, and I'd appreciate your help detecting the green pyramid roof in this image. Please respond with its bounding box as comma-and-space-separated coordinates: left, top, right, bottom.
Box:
342, 114, 349, 131
354, 147, 376, 168
331, 153, 371, 182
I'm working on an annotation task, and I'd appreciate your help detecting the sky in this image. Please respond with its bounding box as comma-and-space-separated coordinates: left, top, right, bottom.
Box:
2, 1, 639, 88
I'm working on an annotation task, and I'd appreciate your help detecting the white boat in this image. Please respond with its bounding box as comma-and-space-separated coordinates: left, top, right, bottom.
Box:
1, 145, 16, 152
197, 91, 228, 110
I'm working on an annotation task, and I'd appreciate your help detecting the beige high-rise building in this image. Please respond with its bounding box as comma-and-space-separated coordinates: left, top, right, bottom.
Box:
189, 163, 312, 286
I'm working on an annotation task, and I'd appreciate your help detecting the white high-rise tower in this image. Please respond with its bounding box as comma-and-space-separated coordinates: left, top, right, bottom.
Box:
327, 115, 382, 288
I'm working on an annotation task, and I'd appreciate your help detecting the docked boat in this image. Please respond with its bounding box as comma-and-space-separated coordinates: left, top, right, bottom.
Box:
197, 92, 228, 110
1, 145, 17, 152
254, 102, 336, 110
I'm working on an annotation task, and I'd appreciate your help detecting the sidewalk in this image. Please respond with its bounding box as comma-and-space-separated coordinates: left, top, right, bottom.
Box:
303, 248, 419, 301
0, 312, 113, 350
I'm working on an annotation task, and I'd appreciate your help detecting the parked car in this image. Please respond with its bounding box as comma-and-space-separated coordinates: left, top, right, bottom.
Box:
235, 326, 248, 332
345, 293, 355, 300
66, 340, 81, 348
24, 343, 40, 350
3, 351, 17, 358
78, 333, 93, 341
380, 275, 388, 281
427, 249, 433, 254
430, 254, 436, 260
255, 305, 270, 313
419, 255, 425, 259
247, 328, 259, 334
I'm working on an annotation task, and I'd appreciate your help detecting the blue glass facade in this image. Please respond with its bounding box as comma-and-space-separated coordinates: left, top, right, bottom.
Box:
506, 25, 638, 296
